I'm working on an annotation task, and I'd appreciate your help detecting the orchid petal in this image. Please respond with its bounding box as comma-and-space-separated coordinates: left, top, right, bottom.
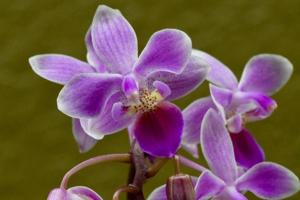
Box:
215, 187, 247, 200
85, 29, 106, 72
122, 74, 139, 98
236, 162, 300, 199
210, 84, 233, 109
80, 92, 133, 139
182, 97, 216, 151
201, 109, 237, 183
227, 114, 243, 133
134, 29, 191, 77
146, 50, 209, 100
57, 73, 122, 118
194, 50, 238, 89
47, 188, 67, 200
91, 5, 137, 74
72, 119, 97, 153
147, 185, 168, 200
195, 171, 225, 200
29, 54, 95, 85
132, 101, 183, 157
68, 186, 103, 200
230, 129, 265, 169
239, 54, 293, 96
153, 81, 171, 99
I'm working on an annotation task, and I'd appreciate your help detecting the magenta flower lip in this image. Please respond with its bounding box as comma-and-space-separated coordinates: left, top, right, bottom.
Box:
29, 5, 209, 157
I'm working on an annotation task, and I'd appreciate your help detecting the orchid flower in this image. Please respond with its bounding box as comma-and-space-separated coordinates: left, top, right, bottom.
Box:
182, 50, 293, 168
48, 187, 102, 200
29, 5, 209, 157
148, 109, 300, 200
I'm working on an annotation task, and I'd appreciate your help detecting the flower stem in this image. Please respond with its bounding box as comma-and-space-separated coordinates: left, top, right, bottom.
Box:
178, 155, 207, 172
60, 153, 130, 189
113, 185, 139, 200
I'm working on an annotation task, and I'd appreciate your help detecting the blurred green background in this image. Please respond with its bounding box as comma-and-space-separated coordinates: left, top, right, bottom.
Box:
1, 0, 300, 199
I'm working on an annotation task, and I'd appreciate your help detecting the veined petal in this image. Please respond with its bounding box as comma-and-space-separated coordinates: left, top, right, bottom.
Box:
227, 114, 243, 133
215, 187, 247, 200
134, 29, 192, 77
85, 29, 106, 72
57, 73, 122, 118
29, 54, 95, 85
195, 171, 225, 200
210, 84, 233, 109
153, 81, 171, 99
91, 5, 138, 74
122, 74, 139, 98
230, 129, 265, 169
194, 50, 238, 89
72, 119, 97, 153
239, 54, 293, 96
182, 97, 216, 146
132, 101, 183, 157
236, 162, 300, 199
201, 109, 237, 183
146, 50, 209, 100
47, 188, 67, 200
80, 92, 133, 139
68, 186, 103, 200
147, 185, 168, 200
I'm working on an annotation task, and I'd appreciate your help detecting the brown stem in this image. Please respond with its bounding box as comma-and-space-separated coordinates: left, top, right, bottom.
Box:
113, 185, 139, 200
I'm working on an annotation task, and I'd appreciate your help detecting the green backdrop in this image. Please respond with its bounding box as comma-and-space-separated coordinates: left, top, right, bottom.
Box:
1, 0, 300, 199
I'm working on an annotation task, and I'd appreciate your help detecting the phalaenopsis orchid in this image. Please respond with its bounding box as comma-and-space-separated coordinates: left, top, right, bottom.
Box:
30, 4, 299, 200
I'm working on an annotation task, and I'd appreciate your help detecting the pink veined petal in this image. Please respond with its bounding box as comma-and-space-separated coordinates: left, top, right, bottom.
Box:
239, 54, 293, 96
68, 186, 103, 200
134, 29, 192, 77
182, 97, 216, 149
29, 54, 96, 85
57, 73, 122, 118
72, 119, 98, 153
201, 109, 237, 183
153, 80, 171, 99
80, 92, 134, 140
47, 188, 67, 200
91, 5, 138, 74
227, 114, 243, 133
214, 187, 248, 200
230, 129, 265, 169
85, 28, 106, 72
195, 170, 225, 200
236, 162, 300, 199
193, 50, 238, 90
146, 50, 210, 100
132, 101, 183, 157
209, 84, 233, 109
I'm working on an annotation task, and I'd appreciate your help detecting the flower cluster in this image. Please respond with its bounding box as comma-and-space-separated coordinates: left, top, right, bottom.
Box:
30, 5, 299, 200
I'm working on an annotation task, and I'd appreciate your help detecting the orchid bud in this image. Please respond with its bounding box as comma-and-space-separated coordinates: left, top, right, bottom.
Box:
166, 174, 195, 200
47, 187, 103, 200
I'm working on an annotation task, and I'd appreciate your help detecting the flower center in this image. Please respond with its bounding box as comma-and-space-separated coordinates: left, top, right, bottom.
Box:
130, 89, 163, 113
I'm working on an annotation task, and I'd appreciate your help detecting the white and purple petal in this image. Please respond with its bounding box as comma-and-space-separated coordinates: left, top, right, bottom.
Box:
68, 186, 103, 200
230, 129, 265, 169
239, 54, 293, 96
146, 50, 209, 100
29, 54, 95, 85
72, 119, 98, 153
132, 101, 183, 157
91, 5, 138, 74
195, 171, 225, 200
182, 97, 216, 157
236, 162, 300, 199
80, 92, 134, 139
134, 29, 192, 77
201, 109, 237, 183
214, 187, 247, 200
194, 50, 238, 89
57, 73, 122, 118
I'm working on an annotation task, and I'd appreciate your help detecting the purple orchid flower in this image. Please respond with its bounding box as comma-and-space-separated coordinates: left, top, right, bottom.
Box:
182, 50, 293, 168
29, 5, 209, 157
148, 109, 300, 200
48, 186, 102, 200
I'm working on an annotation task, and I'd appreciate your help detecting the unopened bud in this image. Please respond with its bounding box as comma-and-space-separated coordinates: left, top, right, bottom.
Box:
166, 174, 195, 200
